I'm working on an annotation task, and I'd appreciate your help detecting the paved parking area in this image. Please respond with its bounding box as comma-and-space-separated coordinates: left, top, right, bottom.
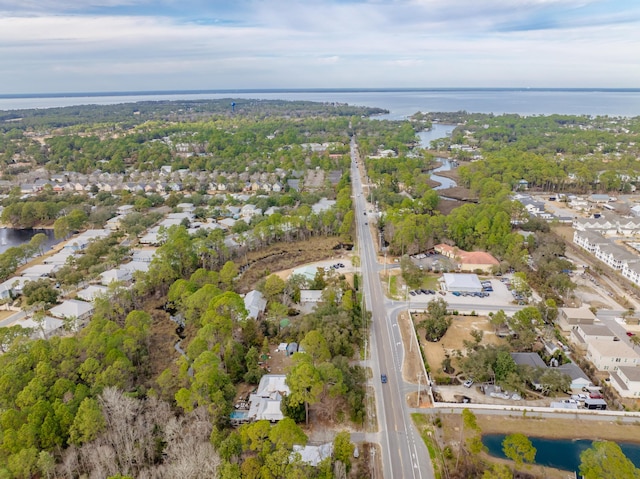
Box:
407, 275, 524, 311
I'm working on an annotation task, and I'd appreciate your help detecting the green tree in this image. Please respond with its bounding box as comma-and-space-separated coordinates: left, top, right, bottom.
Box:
333, 431, 355, 472
300, 330, 331, 365
262, 274, 286, 302
580, 441, 640, 479
286, 355, 323, 425
482, 463, 512, 479
69, 397, 106, 445
502, 433, 536, 468
269, 417, 307, 450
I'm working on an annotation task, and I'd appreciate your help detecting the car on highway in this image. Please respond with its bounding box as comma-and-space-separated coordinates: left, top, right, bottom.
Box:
381, 374, 388, 384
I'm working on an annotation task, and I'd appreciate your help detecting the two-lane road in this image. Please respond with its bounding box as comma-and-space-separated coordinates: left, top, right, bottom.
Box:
351, 137, 433, 479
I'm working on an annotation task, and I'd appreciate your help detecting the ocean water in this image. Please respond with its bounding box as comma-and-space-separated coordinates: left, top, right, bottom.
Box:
1, 89, 640, 118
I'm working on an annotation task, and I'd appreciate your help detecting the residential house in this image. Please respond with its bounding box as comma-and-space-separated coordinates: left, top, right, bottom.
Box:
292, 443, 333, 467
241, 204, 262, 218
176, 203, 196, 213
300, 290, 323, 303
573, 230, 610, 254
556, 363, 592, 391
76, 285, 108, 302
21, 264, 58, 278
246, 374, 290, 422
99, 268, 132, 286
18, 316, 65, 339
244, 290, 267, 319
49, 299, 94, 323
622, 262, 640, 287
609, 366, 640, 398
585, 339, 640, 371
595, 244, 639, 271
132, 249, 156, 263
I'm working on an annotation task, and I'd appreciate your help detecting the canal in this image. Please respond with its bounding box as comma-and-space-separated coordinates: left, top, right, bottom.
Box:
417, 123, 458, 191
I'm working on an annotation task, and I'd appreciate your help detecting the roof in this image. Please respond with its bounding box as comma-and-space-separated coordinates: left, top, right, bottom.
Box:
577, 324, 615, 337
560, 307, 597, 320
49, 299, 94, 319
76, 285, 108, 302
511, 352, 547, 369
247, 395, 285, 422
300, 290, 323, 302
442, 273, 482, 290
291, 265, 318, 282
556, 363, 590, 382
617, 366, 640, 382
244, 290, 267, 319
21, 264, 58, 277
293, 443, 334, 467
100, 268, 132, 285
588, 339, 639, 359
458, 251, 499, 266
19, 316, 64, 338
256, 374, 290, 397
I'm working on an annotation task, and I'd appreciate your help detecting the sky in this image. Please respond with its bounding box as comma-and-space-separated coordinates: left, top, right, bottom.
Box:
1, 0, 639, 93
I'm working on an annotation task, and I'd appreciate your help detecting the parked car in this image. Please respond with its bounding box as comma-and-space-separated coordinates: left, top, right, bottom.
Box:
463, 379, 474, 388
627, 331, 636, 337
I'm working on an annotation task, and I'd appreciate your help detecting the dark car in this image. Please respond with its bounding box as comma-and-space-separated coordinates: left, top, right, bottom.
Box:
381, 374, 388, 384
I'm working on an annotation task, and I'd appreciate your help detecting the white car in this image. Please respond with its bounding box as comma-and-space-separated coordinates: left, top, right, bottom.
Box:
463, 379, 474, 388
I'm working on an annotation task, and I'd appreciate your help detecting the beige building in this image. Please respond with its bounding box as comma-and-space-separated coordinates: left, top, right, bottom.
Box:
557, 307, 596, 332
609, 366, 640, 398
585, 339, 640, 372
434, 244, 499, 272
570, 324, 616, 350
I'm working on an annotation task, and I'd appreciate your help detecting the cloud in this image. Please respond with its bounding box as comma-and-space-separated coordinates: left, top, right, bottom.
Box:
0, 0, 639, 92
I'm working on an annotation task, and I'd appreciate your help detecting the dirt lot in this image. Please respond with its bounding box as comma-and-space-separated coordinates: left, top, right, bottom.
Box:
236, 237, 348, 293
412, 312, 506, 378
398, 311, 427, 385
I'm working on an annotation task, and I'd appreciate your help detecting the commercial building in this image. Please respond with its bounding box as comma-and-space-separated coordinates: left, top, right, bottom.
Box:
442, 273, 483, 293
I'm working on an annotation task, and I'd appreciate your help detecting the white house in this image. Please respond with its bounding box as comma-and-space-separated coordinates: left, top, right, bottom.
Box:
300, 290, 323, 303
99, 268, 132, 286
76, 285, 108, 302
246, 374, 290, 422
19, 316, 65, 339
244, 290, 267, 319
292, 443, 334, 467
585, 339, 640, 371
609, 366, 640, 398
49, 299, 94, 322
622, 262, 640, 287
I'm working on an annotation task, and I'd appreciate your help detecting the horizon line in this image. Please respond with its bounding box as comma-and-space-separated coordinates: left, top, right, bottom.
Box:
2, 87, 640, 100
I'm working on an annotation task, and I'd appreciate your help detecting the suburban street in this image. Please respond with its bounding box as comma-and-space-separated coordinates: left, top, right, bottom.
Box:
351, 137, 433, 479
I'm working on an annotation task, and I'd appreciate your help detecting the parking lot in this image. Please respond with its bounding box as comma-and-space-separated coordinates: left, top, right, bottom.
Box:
407, 275, 527, 311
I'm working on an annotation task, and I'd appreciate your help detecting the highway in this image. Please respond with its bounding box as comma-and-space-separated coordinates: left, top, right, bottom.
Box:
351, 136, 433, 479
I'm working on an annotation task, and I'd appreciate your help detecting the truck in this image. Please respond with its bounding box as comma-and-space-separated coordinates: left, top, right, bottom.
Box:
584, 398, 607, 410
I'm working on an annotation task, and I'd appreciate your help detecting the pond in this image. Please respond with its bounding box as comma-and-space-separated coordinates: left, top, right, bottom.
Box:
0, 228, 59, 255
483, 434, 640, 472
